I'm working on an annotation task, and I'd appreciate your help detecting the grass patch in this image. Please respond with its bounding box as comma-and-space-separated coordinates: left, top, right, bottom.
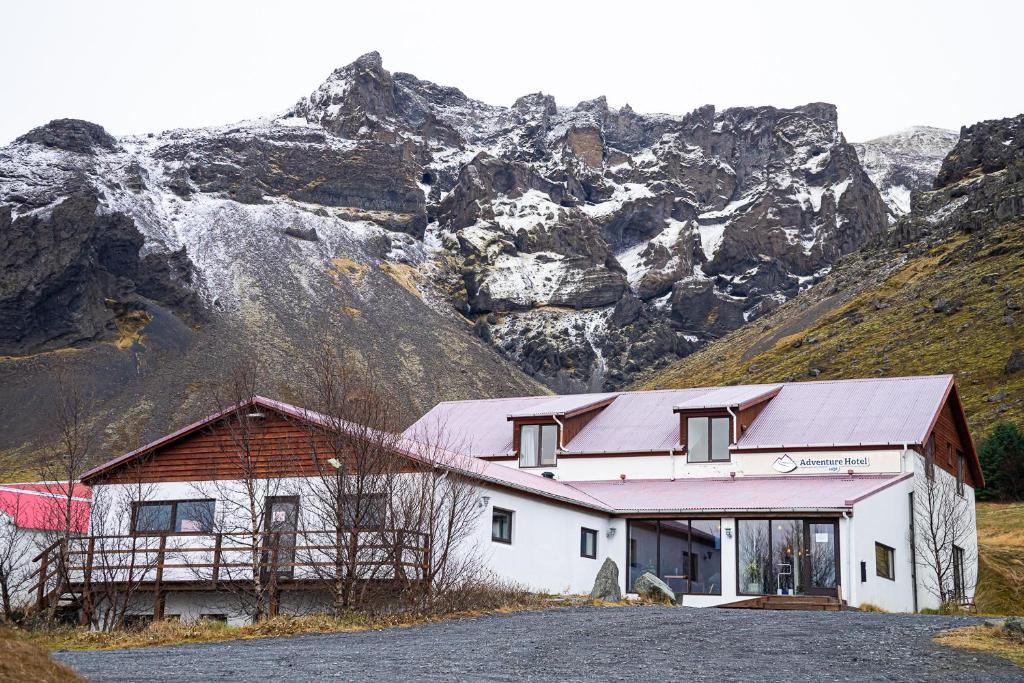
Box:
934, 623, 1024, 668
976, 503, 1024, 616
18, 593, 628, 652
0, 629, 82, 682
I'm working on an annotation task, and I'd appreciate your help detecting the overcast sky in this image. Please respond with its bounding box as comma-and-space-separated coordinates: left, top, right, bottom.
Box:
2, 0, 1020, 145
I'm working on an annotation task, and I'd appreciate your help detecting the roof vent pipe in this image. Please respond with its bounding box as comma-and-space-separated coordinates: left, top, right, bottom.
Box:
541, 471, 555, 479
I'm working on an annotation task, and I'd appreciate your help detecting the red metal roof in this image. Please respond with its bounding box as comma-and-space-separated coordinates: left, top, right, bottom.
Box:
405, 375, 959, 455
0, 482, 91, 532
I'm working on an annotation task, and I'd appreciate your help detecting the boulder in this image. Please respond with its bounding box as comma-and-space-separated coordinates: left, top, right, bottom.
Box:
589, 557, 622, 602
1004, 616, 1024, 640
1004, 348, 1024, 375
634, 572, 675, 604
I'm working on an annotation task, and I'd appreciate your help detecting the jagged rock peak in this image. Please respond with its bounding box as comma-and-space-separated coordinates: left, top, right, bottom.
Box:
15, 118, 118, 154
935, 114, 1024, 189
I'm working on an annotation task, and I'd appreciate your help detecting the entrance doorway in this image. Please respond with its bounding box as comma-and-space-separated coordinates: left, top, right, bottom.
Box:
262, 496, 299, 581
737, 519, 839, 597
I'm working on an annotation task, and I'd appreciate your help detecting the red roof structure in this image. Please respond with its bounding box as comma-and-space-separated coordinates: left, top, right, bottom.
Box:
0, 482, 91, 533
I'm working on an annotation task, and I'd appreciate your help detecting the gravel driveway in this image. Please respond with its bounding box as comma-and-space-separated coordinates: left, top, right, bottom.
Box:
57, 606, 1021, 682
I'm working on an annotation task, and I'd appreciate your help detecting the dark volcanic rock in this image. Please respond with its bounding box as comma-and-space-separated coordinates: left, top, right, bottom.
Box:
15, 118, 119, 154
936, 114, 1024, 188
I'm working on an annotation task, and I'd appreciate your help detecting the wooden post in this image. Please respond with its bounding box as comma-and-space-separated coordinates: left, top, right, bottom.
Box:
35, 547, 50, 610
79, 537, 95, 626
153, 535, 167, 620
212, 533, 223, 583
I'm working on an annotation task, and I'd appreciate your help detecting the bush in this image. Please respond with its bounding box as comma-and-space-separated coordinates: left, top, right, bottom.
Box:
978, 422, 1024, 501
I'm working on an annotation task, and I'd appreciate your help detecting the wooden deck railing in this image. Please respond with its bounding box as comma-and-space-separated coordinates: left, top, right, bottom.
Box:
31, 529, 431, 618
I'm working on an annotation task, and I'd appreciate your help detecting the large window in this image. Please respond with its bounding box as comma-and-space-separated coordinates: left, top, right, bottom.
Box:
519, 424, 558, 468
580, 527, 597, 559
737, 519, 839, 596
492, 508, 513, 544
686, 417, 731, 462
627, 519, 722, 595
925, 434, 936, 479
875, 542, 895, 580
133, 499, 215, 534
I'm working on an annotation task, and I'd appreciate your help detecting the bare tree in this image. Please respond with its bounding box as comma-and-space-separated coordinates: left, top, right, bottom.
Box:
34, 363, 98, 623
393, 422, 487, 608
81, 469, 160, 631
290, 345, 411, 613
914, 460, 976, 607
0, 492, 31, 621
189, 362, 290, 622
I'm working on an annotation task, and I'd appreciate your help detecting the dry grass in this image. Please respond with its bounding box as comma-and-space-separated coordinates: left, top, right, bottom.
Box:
328, 256, 369, 288
975, 503, 1024, 616
0, 629, 82, 682
379, 262, 423, 299
19, 589, 629, 652
934, 624, 1024, 668
857, 603, 887, 613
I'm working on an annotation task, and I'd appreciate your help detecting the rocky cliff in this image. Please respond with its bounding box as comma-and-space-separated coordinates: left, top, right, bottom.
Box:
853, 126, 958, 217
637, 113, 1024, 439
1, 52, 908, 464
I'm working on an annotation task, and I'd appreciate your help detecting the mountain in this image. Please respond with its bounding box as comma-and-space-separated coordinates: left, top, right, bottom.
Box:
0, 52, 904, 466
637, 113, 1024, 440
853, 126, 959, 217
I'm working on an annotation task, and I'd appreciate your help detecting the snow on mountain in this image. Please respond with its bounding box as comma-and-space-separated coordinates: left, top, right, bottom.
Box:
1, 50, 895, 443
853, 126, 959, 216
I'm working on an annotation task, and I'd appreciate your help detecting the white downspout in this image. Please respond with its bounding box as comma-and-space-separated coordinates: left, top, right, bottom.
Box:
670, 447, 676, 481
725, 405, 738, 443
843, 510, 855, 607
552, 415, 565, 450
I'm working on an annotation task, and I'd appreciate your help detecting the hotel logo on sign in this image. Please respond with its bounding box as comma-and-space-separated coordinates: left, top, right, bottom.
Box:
772, 454, 872, 474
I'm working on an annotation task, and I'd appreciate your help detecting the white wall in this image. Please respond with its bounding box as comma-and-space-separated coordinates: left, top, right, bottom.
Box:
472, 485, 620, 595
494, 448, 905, 482
849, 476, 915, 612
0, 513, 49, 611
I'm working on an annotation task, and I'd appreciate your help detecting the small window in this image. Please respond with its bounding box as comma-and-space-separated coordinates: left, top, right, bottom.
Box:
343, 493, 386, 529
686, 416, 731, 463
956, 451, 965, 496
580, 527, 597, 559
925, 435, 936, 479
492, 508, 513, 544
133, 500, 215, 534
518, 424, 558, 467
875, 542, 895, 581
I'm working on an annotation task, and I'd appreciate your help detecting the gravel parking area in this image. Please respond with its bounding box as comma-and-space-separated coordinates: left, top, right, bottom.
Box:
57, 606, 1021, 682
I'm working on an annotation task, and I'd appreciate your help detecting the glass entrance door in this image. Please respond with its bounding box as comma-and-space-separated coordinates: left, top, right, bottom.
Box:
806, 521, 839, 596
737, 519, 839, 597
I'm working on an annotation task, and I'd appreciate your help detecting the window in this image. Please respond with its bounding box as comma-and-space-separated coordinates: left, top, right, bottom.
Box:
519, 424, 558, 468
343, 493, 386, 529
924, 435, 936, 479
946, 442, 953, 465
132, 499, 215, 534
875, 542, 895, 580
627, 519, 722, 595
492, 508, 513, 544
952, 545, 966, 601
686, 416, 731, 463
580, 527, 597, 559
956, 450, 965, 496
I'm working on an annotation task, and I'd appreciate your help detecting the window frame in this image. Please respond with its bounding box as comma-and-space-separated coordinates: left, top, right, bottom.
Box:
131, 499, 216, 536
580, 527, 598, 559
491, 507, 513, 544
952, 544, 966, 601
924, 434, 936, 480
518, 423, 559, 468
627, 518, 723, 596
875, 542, 895, 581
685, 416, 732, 463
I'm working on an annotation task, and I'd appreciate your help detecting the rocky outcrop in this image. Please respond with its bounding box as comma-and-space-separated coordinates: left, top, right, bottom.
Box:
936, 114, 1024, 189
15, 119, 119, 154
0, 194, 200, 355
633, 572, 675, 604
589, 558, 622, 602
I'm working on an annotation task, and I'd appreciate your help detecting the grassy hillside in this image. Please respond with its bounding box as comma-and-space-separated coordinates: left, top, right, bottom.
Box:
637, 219, 1024, 442
975, 502, 1024, 615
